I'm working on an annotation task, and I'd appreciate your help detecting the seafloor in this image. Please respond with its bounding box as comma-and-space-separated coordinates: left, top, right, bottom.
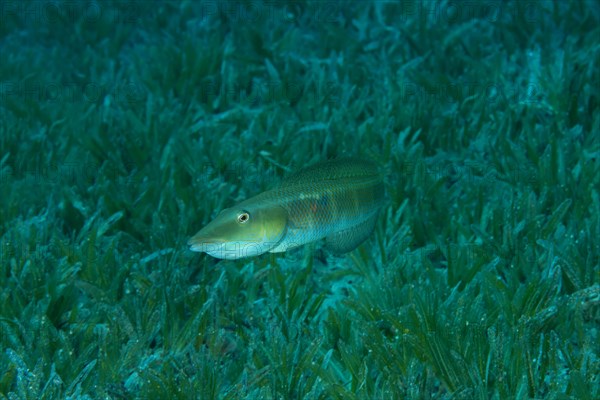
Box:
0, 1, 598, 399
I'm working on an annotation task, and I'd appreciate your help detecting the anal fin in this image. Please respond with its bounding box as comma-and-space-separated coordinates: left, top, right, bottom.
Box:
325, 212, 379, 254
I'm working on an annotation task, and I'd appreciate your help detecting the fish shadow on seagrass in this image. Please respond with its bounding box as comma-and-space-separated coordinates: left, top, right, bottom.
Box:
188, 158, 385, 260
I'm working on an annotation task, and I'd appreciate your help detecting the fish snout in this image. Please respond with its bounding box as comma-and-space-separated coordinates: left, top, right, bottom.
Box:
188, 231, 277, 259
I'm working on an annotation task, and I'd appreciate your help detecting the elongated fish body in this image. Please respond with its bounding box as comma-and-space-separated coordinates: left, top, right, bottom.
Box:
188, 158, 384, 259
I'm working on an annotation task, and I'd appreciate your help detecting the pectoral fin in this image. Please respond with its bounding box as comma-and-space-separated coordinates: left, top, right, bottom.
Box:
325, 212, 379, 254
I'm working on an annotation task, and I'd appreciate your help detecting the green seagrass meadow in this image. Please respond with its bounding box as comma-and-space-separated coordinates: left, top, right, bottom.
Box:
0, 1, 598, 399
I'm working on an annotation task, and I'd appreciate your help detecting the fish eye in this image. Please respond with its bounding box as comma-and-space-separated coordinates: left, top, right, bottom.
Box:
237, 211, 250, 224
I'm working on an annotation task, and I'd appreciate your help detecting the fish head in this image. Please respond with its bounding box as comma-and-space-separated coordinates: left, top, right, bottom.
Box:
188, 203, 288, 259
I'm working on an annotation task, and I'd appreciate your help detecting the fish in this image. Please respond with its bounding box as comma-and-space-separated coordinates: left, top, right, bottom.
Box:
188, 158, 385, 259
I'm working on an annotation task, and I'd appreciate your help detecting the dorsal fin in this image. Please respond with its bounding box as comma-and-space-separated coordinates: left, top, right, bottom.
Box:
280, 158, 380, 187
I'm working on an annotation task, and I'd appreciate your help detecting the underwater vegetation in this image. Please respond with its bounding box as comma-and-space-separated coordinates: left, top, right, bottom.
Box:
0, 1, 599, 399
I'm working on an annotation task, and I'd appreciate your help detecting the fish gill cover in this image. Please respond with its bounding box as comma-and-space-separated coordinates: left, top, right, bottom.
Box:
0, 1, 598, 399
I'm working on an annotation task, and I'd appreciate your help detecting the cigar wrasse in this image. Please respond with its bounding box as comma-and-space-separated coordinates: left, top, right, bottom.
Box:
188, 158, 385, 260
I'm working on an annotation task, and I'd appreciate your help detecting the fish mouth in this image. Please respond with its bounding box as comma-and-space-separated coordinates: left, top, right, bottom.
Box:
187, 234, 222, 252
187, 235, 275, 259
188, 238, 233, 259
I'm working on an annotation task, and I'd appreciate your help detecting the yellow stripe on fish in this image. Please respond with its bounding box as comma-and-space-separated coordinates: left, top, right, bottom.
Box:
188, 158, 385, 259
